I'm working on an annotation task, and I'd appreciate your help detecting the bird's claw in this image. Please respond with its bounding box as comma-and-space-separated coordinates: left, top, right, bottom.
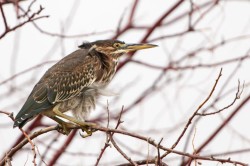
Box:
79, 126, 97, 138
56, 121, 96, 137
79, 131, 92, 138
56, 124, 71, 135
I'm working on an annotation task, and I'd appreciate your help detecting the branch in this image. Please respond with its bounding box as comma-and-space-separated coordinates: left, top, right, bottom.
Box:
19, 128, 37, 166
182, 94, 250, 165
161, 68, 223, 158
48, 130, 77, 166
0, 3, 9, 30
108, 133, 138, 166
0, 0, 27, 5
95, 106, 124, 166
0, 111, 38, 166
0, 121, 247, 166
0, 61, 55, 86
197, 80, 244, 116
0, 124, 55, 166
0, 5, 49, 39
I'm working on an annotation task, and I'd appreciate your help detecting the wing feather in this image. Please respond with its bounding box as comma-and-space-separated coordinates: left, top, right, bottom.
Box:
14, 49, 100, 128
47, 70, 95, 103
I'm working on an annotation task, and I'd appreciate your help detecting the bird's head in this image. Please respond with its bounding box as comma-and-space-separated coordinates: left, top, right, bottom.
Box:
79, 40, 157, 57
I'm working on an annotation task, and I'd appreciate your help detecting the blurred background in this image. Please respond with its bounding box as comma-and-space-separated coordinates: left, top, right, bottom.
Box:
0, 0, 250, 165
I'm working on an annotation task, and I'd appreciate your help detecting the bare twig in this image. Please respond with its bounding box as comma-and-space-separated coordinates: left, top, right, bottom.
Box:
188, 0, 194, 30
0, 122, 247, 166
130, 53, 250, 71
0, 61, 55, 86
182, 94, 250, 165
17, 0, 36, 18
108, 133, 138, 166
156, 138, 163, 166
19, 128, 37, 166
161, 68, 223, 158
0, 3, 9, 30
191, 127, 197, 155
47, 130, 77, 166
94, 106, 124, 166
0, 126, 56, 166
32, 23, 113, 38
0, 5, 48, 39
0, 111, 37, 165
38, 133, 59, 166
197, 80, 244, 116
3, 153, 11, 166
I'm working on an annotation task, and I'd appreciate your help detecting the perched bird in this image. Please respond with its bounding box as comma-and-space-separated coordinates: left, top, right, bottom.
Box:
13, 39, 157, 134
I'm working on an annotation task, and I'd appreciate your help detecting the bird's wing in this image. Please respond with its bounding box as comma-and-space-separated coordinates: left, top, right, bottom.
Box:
13, 83, 52, 128
45, 49, 98, 103
45, 70, 95, 103
14, 49, 98, 128
14, 70, 95, 128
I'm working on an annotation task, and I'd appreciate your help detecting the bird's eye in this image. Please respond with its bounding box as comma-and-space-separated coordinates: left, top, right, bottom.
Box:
113, 43, 121, 48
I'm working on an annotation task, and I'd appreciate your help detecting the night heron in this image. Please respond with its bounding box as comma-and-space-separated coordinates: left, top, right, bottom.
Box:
13, 39, 157, 135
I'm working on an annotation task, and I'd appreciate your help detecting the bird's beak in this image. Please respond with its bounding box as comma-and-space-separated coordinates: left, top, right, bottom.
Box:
124, 43, 158, 52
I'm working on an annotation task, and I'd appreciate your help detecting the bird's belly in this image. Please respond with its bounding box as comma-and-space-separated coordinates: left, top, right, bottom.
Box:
44, 86, 108, 122
57, 97, 82, 113
56, 89, 97, 121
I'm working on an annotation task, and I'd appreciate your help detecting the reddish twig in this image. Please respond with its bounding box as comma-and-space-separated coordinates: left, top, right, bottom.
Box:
0, 115, 43, 165
141, 0, 185, 43
0, 5, 48, 39
188, 0, 194, 30
108, 133, 138, 166
16, 0, 36, 18
19, 128, 37, 166
0, 125, 56, 166
48, 130, 77, 166
33, 23, 113, 38
0, 123, 247, 166
0, 61, 55, 86
128, 0, 138, 23
130, 53, 250, 71
95, 106, 124, 166
0, 111, 38, 166
156, 138, 164, 166
161, 68, 222, 158
197, 80, 244, 116
192, 0, 219, 26
182, 95, 250, 165
0, 3, 9, 30
117, 0, 186, 71
148, 29, 206, 42
38, 133, 59, 166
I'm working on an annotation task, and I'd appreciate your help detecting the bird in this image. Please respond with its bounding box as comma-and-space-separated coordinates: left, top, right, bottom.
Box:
13, 39, 157, 135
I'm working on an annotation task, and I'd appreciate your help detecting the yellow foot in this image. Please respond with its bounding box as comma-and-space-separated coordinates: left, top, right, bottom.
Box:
79, 125, 97, 138
56, 122, 75, 135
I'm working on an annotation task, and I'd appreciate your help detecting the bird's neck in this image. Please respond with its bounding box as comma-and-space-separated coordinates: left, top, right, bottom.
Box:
94, 51, 119, 84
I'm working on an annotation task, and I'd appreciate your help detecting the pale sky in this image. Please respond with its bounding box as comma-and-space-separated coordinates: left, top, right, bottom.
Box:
1, 0, 250, 165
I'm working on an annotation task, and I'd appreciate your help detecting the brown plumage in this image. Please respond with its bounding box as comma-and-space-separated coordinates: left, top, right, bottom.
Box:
14, 39, 157, 129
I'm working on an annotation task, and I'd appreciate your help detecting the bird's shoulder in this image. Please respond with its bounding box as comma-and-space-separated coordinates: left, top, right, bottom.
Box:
31, 48, 102, 103
39, 49, 101, 83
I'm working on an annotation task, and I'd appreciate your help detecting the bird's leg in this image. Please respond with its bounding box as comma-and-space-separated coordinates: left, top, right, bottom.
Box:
52, 105, 96, 126
52, 105, 97, 136
49, 116, 75, 135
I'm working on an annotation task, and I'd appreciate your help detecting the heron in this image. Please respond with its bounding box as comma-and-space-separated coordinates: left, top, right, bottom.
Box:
13, 39, 157, 135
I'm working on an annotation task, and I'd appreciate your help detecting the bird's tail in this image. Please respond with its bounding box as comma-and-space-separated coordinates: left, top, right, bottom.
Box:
13, 110, 38, 128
